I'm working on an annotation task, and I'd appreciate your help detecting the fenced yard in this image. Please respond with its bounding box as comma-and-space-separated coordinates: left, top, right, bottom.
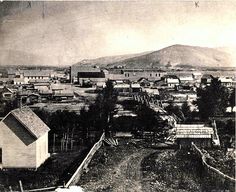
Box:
0, 148, 90, 191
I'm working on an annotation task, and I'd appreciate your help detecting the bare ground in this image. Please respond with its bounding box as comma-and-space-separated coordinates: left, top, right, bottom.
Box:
79, 142, 155, 192
79, 141, 235, 192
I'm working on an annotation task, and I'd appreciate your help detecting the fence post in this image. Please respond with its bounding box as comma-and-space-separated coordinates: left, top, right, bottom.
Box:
19, 180, 24, 192
9, 186, 13, 192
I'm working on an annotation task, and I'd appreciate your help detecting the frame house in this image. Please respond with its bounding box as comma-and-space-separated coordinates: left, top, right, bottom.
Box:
0, 107, 50, 169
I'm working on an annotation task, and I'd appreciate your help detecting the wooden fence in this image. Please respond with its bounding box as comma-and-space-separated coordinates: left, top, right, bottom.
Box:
191, 142, 236, 190
64, 132, 105, 187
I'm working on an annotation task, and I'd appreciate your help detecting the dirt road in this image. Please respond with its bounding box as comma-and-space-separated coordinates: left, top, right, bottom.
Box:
80, 147, 155, 192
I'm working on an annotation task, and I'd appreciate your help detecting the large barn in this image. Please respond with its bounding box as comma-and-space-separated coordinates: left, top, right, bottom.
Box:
0, 107, 50, 169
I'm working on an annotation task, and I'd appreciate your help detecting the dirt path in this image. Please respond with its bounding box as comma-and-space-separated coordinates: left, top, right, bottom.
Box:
112, 149, 154, 192
81, 148, 155, 192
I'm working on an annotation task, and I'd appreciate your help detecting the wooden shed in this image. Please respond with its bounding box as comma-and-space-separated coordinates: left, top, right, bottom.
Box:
175, 124, 214, 148
0, 107, 50, 169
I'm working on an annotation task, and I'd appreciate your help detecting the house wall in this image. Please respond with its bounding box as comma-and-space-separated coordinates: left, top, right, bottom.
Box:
106, 70, 167, 81
177, 138, 212, 148
0, 121, 37, 168
24, 76, 50, 84
36, 133, 50, 168
121, 71, 167, 81
78, 77, 106, 85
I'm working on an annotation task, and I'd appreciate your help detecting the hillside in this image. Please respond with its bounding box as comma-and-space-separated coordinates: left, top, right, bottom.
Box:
107, 45, 233, 68
73, 44, 234, 69
75, 51, 152, 67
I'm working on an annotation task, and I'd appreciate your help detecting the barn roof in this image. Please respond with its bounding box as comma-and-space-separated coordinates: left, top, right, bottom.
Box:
175, 124, 214, 139
76, 67, 101, 73
23, 70, 51, 77
8, 107, 50, 139
167, 78, 179, 84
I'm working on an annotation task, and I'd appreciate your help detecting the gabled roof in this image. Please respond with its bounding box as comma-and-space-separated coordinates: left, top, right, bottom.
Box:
23, 70, 51, 77
4, 107, 50, 139
175, 124, 214, 139
76, 67, 101, 73
131, 84, 141, 88
219, 77, 233, 83
167, 78, 179, 84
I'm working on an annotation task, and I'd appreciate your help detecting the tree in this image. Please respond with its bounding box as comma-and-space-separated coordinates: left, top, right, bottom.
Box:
136, 103, 169, 141
82, 80, 118, 136
100, 80, 118, 135
181, 101, 191, 121
196, 77, 229, 120
166, 61, 172, 68
159, 89, 171, 100
229, 88, 235, 111
0, 96, 18, 116
165, 102, 185, 121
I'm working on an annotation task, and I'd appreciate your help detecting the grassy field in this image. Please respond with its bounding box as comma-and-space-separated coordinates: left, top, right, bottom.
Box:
141, 149, 235, 192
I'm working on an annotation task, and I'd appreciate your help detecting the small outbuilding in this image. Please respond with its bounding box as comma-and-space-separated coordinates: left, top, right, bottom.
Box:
175, 124, 214, 148
0, 107, 50, 169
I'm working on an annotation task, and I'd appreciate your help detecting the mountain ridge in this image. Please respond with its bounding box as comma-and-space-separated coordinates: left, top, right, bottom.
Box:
73, 44, 234, 68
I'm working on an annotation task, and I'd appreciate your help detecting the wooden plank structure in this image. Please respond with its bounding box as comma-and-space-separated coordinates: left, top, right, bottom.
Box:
175, 124, 214, 148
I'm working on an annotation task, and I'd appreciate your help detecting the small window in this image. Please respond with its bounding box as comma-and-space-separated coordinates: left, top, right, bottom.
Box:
150, 74, 152, 77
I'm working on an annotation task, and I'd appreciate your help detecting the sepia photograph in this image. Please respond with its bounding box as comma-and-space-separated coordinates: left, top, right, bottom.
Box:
0, 0, 235, 191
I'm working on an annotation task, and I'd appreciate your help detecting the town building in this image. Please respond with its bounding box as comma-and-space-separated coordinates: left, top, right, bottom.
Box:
0, 87, 15, 100
179, 76, 194, 84
22, 70, 51, 84
75, 67, 106, 86
107, 68, 167, 81
0, 107, 50, 169
137, 77, 151, 87
219, 77, 233, 88
201, 74, 214, 87
175, 123, 220, 148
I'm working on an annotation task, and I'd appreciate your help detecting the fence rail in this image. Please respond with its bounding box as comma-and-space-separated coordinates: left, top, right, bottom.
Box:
65, 132, 105, 187
191, 142, 236, 187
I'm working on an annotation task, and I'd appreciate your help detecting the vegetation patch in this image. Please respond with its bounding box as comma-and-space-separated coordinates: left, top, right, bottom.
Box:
0, 148, 89, 191
141, 150, 234, 192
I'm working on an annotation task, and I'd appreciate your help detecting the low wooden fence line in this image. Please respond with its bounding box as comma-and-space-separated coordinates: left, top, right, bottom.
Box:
191, 142, 236, 184
25, 185, 63, 192
65, 132, 105, 187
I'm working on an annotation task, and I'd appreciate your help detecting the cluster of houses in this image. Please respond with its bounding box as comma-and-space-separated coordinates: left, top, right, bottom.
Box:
71, 66, 236, 90
70, 66, 235, 112
0, 69, 74, 105
0, 65, 234, 171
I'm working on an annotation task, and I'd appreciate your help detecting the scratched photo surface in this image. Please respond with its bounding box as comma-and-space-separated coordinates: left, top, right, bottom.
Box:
0, 1, 236, 66
0, 1, 235, 192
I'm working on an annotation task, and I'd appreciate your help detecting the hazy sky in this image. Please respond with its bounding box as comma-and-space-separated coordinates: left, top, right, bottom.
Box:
0, 1, 236, 66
